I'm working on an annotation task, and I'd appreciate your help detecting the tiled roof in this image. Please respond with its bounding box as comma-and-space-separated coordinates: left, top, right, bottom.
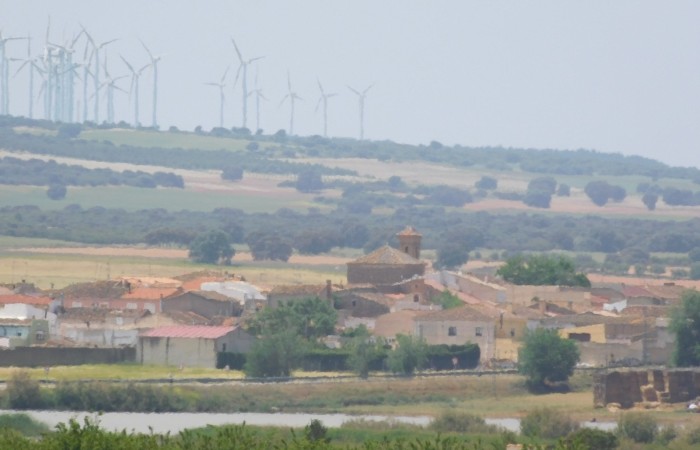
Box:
0, 294, 53, 306
122, 287, 181, 300
397, 226, 421, 236
269, 284, 327, 296
348, 245, 423, 265
140, 325, 235, 339
621, 285, 653, 298
373, 310, 420, 338
415, 305, 492, 323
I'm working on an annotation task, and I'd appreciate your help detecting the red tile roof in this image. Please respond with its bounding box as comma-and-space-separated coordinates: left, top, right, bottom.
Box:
122, 287, 181, 300
140, 325, 235, 339
348, 245, 423, 265
0, 294, 52, 306
621, 285, 653, 298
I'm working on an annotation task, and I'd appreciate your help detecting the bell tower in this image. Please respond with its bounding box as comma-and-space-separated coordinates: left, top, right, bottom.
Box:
397, 226, 422, 260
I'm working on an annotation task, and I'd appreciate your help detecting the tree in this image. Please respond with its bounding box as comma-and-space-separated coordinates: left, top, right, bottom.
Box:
518, 328, 579, 389
387, 334, 428, 375
46, 184, 67, 200
642, 192, 658, 211
295, 170, 324, 193
435, 243, 469, 270
527, 177, 557, 195
221, 166, 244, 181
246, 232, 293, 261
244, 329, 305, 377
188, 229, 234, 264
497, 254, 591, 287
475, 176, 497, 190
584, 180, 626, 207
347, 328, 385, 378
433, 290, 463, 309
670, 290, 700, 366
522, 190, 551, 209
246, 297, 337, 341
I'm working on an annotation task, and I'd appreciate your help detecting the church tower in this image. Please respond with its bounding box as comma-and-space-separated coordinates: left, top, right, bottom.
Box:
397, 226, 422, 260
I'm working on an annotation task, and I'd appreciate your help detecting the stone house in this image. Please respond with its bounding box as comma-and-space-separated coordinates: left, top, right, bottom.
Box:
267, 281, 334, 308
137, 325, 256, 368
162, 290, 243, 320
347, 227, 426, 287
414, 306, 496, 362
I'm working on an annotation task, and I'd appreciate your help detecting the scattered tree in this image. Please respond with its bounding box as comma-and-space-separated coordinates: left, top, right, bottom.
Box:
518, 328, 579, 390
188, 229, 234, 264
475, 176, 497, 190
347, 327, 385, 379
387, 334, 428, 375
642, 192, 658, 211
246, 232, 293, 261
670, 289, 700, 366
221, 166, 244, 181
295, 170, 324, 193
246, 297, 337, 341
497, 254, 591, 287
46, 184, 67, 200
243, 329, 305, 378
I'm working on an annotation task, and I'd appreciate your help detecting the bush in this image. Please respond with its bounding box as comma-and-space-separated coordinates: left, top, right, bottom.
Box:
5, 371, 45, 410
616, 412, 657, 443
520, 407, 578, 439
430, 410, 499, 434
565, 428, 618, 450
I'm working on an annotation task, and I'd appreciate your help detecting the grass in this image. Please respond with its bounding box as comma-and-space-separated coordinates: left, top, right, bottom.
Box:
0, 252, 344, 289
0, 413, 50, 437
79, 129, 252, 152
0, 185, 315, 213
0, 364, 244, 381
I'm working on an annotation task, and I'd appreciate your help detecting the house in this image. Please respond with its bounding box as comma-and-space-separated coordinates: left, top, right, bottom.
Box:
137, 325, 256, 368
267, 281, 333, 308
162, 290, 243, 320
347, 227, 426, 287
414, 306, 496, 362
56, 307, 154, 347
0, 318, 49, 348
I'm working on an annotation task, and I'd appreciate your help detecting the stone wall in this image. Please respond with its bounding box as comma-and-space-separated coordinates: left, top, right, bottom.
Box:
594, 369, 700, 408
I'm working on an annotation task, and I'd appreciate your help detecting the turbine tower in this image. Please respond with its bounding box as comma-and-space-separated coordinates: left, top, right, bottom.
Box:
101, 55, 126, 124
315, 79, 337, 138
348, 84, 372, 140
249, 69, 266, 133
204, 66, 229, 128
0, 31, 27, 115
81, 25, 116, 124
12, 34, 39, 119
140, 39, 162, 129
279, 71, 302, 135
121, 55, 148, 127
231, 37, 263, 130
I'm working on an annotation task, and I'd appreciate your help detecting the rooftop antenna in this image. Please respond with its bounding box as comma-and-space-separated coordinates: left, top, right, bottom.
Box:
347, 84, 373, 140
231, 37, 263, 130
315, 78, 337, 137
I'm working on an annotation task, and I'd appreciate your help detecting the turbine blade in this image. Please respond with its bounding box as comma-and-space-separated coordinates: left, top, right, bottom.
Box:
248, 56, 264, 64
139, 38, 154, 60
317, 78, 324, 94
230, 37, 243, 62
315, 97, 322, 112
221, 65, 230, 84
347, 86, 360, 96
120, 55, 135, 73
363, 85, 373, 95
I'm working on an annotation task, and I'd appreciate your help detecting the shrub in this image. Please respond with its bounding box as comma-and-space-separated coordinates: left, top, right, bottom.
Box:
565, 427, 618, 450
520, 407, 578, 439
616, 412, 657, 443
430, 410, 499, 434
684, 425, 700, 445
5, 371, 44, 409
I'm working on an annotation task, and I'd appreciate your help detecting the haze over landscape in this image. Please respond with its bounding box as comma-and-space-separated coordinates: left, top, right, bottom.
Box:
2, 0, 699, 167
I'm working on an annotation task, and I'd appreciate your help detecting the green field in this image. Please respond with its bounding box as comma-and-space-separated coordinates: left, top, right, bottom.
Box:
80, 129, 254, 151
0, 185, 320, 213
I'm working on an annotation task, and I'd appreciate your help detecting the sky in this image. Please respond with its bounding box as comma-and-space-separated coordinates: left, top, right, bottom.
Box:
1, 1, 699, 168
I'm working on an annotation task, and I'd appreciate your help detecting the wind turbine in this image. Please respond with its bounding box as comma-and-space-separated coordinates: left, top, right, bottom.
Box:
248, 69, 266, 133
11, 34, 40, 118
204, 66, 229, 128
81, 24, 116, 123
0, 31, 27, 115
279, 71, 302, 135
101, 55, 126, 124
315, 79, 337, 138
231, 37, 263, 130
348, 84, 372, 140
140, 39, 162, 128
120, 55, 148, 127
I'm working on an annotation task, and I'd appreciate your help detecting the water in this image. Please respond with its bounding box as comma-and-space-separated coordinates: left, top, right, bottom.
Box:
0, 410, 617, 434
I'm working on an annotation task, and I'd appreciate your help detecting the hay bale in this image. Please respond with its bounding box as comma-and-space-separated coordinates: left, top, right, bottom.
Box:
640, 384, 658, 402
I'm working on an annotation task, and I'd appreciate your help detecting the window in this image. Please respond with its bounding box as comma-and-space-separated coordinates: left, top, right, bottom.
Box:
413, 295, 419, 303
222, 343, 227, 352
448, 326, 457, 336
475, 327, 483, 337
35, 331, 45, 342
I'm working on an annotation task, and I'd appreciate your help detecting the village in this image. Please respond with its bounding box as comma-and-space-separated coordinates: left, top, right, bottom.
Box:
0, 226, 686, 372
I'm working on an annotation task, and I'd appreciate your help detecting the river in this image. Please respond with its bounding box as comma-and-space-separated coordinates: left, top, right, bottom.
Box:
0, 410, 618, 434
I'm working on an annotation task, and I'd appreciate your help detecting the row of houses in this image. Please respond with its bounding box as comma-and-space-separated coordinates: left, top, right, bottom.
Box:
0, 226, 691, 369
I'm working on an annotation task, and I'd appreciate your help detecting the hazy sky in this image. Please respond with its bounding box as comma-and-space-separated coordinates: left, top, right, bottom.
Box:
2, 1, 699, 168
